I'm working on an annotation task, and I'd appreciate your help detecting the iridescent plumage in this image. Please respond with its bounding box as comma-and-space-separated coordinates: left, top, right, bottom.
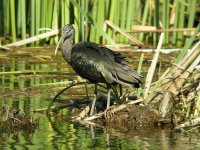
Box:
55, 24, 143, 115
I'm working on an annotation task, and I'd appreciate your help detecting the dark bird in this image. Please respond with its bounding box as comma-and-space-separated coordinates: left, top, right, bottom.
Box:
55, 24, 143, 116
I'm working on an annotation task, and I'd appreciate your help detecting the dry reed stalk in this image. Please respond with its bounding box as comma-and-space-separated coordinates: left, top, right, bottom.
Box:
159, 91, 173, 118
5, 29, 59, 47
175, 117, 200, 130
84, 99, 143, 121
158, 56, 200, 117
173, 55, 200, 96
102, 22, 108, 45
149, 41, 200, 119
143, 33, 164, 100
131, 25, 196, 33
0, 45, 10, 51
160, 41, 200, 94
104, 20, 144, 46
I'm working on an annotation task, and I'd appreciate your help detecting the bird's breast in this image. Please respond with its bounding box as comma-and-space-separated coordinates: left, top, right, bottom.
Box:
69, 55, 106, 83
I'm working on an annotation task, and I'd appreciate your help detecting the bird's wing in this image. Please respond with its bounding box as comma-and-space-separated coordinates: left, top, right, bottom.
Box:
85, 42, 127, 63
97, 45, 127, 63
104, 62, 144, 87
72, 42, 143, 87
73, 42, 127, 63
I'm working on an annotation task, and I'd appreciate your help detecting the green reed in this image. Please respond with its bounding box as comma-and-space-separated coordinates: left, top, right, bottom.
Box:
10, 0, 16, 42
162, 0, 169, 45
21, 0, 26, 40
175, 23, 200, 63
139, 0, 150, 42
153, 0, 159, 45
0, 0, 198, 47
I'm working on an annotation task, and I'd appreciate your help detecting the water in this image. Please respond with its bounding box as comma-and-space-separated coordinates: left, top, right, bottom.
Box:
0, 47, 200, 150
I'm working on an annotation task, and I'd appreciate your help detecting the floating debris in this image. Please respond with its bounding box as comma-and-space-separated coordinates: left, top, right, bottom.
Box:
0, 105, 39, 133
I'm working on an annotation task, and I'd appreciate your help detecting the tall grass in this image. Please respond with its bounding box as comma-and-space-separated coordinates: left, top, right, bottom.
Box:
10, 0, 16, 42
0, 0, 199, 47
35, 0, 41, 45
162, 0, 169, 45
153, 0, 159, 45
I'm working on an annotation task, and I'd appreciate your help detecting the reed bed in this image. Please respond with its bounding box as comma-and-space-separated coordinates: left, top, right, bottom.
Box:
143, 25, 200, 129
0, 0, 199, 47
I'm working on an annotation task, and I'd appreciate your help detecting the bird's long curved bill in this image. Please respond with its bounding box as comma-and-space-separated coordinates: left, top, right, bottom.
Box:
54, 33, 66, 55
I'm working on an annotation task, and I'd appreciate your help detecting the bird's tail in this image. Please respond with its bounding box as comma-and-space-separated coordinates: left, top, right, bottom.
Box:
110, 65, 143, 88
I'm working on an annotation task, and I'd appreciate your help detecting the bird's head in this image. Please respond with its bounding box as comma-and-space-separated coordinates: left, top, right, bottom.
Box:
54, 24, 75, 55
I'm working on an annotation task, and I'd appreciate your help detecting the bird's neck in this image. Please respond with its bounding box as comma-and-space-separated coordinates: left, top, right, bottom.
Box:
62, 35, 74, 62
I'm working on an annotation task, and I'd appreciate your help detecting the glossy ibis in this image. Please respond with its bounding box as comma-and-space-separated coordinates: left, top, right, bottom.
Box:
55, 24, 143, 116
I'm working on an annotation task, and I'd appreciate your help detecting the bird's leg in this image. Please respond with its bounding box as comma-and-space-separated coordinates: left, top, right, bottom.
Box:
107, 84, 111, 109
90, 84, 97, 116
85, 83, 89, 99
104, 84, 111, 119
119, 84, 122, 100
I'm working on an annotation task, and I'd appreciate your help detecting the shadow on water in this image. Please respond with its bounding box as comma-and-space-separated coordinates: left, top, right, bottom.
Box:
0, 47, 200, 149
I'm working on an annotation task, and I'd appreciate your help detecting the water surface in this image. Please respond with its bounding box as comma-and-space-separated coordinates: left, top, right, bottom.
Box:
0, 47, 200, 149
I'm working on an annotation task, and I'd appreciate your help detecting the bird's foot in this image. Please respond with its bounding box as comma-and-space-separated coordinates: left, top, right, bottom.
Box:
104, 106, 115, 119
74, 106, 90, 121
